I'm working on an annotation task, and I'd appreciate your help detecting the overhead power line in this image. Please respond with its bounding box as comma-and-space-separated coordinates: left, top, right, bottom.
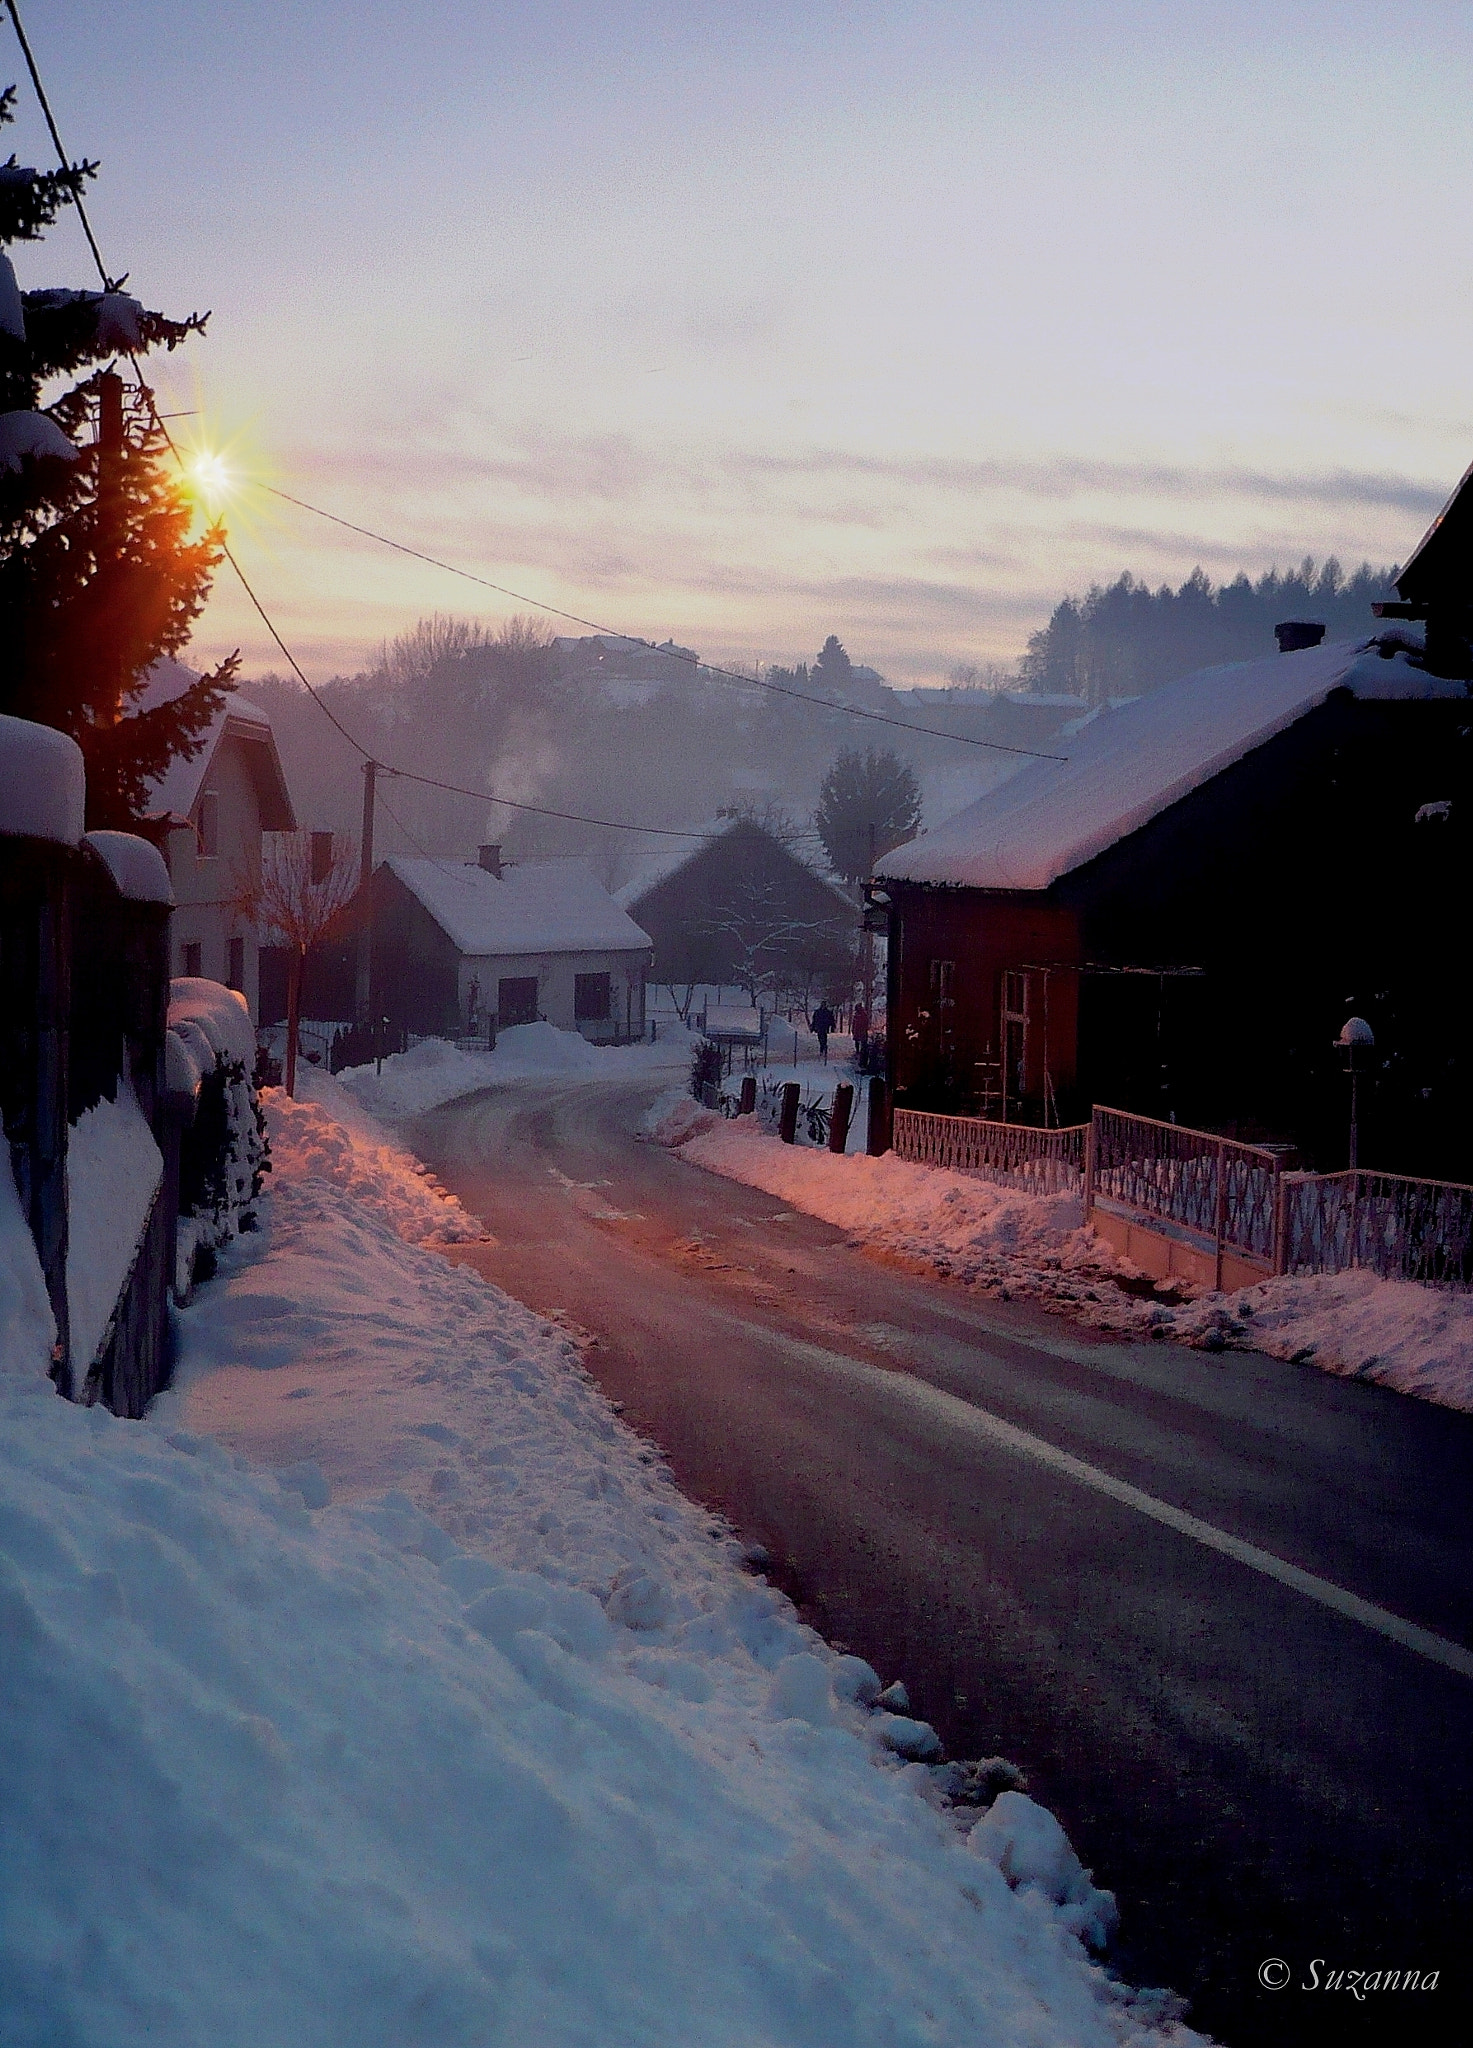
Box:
266, 486, 1067, 763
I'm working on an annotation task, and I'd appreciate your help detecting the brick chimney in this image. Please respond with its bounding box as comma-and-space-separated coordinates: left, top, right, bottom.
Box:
478, 844, 502, 878
1274, 620, 1325, 653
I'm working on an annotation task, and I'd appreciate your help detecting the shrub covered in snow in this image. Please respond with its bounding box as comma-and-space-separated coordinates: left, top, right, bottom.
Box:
168, 980, 268, 1292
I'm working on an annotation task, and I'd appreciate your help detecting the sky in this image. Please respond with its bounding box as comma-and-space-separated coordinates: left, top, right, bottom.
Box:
7, 0, 1473, 683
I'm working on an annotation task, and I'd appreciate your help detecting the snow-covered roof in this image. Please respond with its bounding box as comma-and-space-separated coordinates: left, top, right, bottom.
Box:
144, 697, 296, 832
0, 714, 86, 846
386, 856, 652, 959
85, 831, 173, 906
878, 641, 1466, 892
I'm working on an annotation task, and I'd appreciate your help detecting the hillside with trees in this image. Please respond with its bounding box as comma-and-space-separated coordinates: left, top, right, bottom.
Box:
1020, 560, 1396, 706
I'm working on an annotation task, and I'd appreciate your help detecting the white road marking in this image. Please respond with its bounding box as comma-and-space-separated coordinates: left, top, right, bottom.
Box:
723, 1316, 1473, 1684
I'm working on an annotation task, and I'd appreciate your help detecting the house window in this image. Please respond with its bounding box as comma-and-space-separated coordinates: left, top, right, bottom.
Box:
182, 941, 202, 977
228, 936, 245, 991
196, 792, 219, 858
575, 971, 611, 1021
498, 976, 539, 1027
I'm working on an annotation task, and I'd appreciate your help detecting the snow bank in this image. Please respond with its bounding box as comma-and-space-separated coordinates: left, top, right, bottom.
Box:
65, 1074, 163, 1373
676, 1121, 1473, 1410
18, 1077, 1197, 2045
1174, 1267, 1473, 1412
0, 712, 85, 846
642, 1086, 720, 1148
340, 1022, 693, 1122
267, 1069, 485, 1248
679, 1117, 1123, 1305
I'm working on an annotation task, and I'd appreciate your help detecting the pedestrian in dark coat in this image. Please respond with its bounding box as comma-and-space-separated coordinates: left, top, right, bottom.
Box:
810, 1002, 835, 1061
851, 999, 869, 1062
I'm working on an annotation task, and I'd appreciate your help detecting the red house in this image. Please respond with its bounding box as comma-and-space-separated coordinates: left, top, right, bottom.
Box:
875, 635, 1471, 1175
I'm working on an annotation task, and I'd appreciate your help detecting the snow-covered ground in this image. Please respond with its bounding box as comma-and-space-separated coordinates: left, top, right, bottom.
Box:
0, 1067, 1200, 2047
668, 1115, 1473, 1414
339, 1019, 695, 1121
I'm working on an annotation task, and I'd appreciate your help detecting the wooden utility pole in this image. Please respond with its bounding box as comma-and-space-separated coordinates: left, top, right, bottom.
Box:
355, 759, 376, 1023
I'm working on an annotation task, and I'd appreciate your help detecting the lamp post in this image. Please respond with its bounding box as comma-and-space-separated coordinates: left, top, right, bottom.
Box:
1336, 1016, 1375, 1170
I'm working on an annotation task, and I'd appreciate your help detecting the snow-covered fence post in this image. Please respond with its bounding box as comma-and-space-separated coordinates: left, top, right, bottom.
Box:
738, 1074, 757, 1115
829, 1082, 853, 1154
779, 1082, 800, 1144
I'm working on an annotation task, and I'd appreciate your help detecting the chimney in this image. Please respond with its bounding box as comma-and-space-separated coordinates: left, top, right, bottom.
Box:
1274, 620, 1326, 653
478, 844, 502, 878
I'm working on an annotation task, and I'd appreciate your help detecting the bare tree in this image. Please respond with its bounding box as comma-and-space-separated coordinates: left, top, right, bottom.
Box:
699, 875, 846, 1008
245, 831, 360, 1096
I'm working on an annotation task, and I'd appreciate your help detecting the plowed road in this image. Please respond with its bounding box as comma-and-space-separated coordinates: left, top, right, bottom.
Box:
415, 1077, 1473, 2047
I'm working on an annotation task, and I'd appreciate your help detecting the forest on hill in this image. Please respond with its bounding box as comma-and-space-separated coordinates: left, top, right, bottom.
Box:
1019, 559, 1396, 706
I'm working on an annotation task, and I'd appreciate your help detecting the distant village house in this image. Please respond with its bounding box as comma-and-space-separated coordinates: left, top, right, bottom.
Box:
370, 846, 652, 1041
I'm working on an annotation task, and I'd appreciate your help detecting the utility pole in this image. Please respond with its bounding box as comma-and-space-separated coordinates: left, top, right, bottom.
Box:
355, 759, 376, 1023
862, 821, 876, 1022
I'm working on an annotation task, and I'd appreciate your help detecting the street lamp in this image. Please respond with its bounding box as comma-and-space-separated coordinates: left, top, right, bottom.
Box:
1336, 1016, 1375, 1170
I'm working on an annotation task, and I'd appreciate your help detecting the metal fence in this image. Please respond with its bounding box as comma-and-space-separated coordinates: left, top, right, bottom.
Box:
893, 1108, 1089, 1196
1087, 1105, 1283, 1271
1280, 1169, 1473, 1288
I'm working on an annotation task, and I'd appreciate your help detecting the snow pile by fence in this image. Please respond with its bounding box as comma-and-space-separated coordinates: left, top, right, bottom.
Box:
675, 1120, 1473, 1411
0, 1073, 1200, 2045
679, 1116, 1130, 1304
168, 979, 268, 1291
341, 1022, 693, 1122
266, 1070, 485, 1248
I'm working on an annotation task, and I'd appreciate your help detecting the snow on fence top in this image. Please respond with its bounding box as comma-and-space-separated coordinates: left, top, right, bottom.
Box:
84, 830, 174, 906
878, 641, 1467, 893
168, 978, 256, 1070
387, 855, 653, 958
0, 713, 86, 846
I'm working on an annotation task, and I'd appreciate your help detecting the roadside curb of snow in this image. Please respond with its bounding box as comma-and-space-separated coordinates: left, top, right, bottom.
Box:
670, 1116, 1473, 1413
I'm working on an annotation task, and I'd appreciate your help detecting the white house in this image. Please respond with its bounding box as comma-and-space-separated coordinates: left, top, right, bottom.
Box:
372, 846, 653, 1042
142, 697, 297, 1020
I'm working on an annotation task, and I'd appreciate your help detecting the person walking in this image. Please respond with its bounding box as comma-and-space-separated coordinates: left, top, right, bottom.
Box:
851, 998, 869, 1065
810, 1001, 835, 1062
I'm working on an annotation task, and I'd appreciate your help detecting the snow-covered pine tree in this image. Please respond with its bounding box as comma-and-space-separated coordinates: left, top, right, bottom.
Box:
0, 83, 236, 826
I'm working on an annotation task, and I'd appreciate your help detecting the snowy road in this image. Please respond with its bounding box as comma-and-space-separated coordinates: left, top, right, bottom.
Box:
414, 1077, 1473, 2048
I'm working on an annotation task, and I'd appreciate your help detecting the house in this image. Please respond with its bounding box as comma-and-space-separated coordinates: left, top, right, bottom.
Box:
142, 696, 297, 1020
371, 846, 652, 1040
875, 636, 1472, 1174
618, 817, 856, 1005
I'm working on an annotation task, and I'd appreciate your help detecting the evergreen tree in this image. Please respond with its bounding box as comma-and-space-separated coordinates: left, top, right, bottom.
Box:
0, 84, 236, 826
811, 635, 855, 697
815, 746, 921, 884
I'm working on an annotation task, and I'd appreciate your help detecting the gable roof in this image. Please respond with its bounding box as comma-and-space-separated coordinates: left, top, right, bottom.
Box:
144, 697, 297, 832
385, 855, 652, 957
616, 817, 852, 912
877, 641, 1465, 893
1397, 456, 1473, 607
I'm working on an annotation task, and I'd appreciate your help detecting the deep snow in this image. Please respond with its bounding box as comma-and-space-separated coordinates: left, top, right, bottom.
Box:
0, 1068, 1201, 2047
